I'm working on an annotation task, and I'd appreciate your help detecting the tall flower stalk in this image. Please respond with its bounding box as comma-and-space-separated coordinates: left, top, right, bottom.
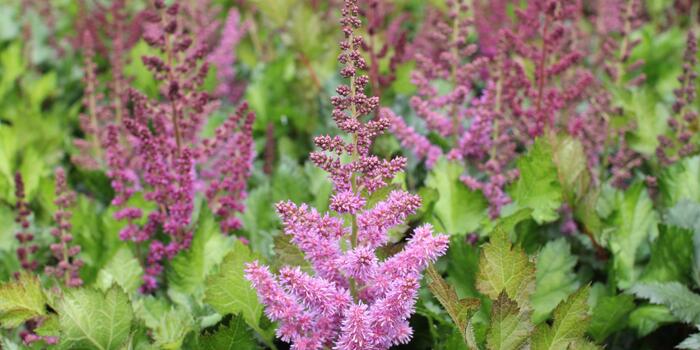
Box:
244, 1, 448, 348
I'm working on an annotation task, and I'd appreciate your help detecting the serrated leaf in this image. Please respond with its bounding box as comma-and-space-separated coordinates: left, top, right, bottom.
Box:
168, 207, 233, 296
272, 233, 313, 273
134, 298, 193, 350
486, 292, 533, 350
587, 294, 635, 342
531, 287, 591, 350
426, 157, 488, 235
200, 316, 257, 350
477, 227, 535, 310
630, 282, 700, 325
0, 272, 46, 328
628, 304, 676, 337
58, 286, 134, 350
641, 225, 694, 284
531, 239, 579, 323
666, 200, 700, 287
607, 182, 658, 289
509, 138, 562, 224
658, 156, 700, 207
569, 339, 603, 350
204, 240, 263, 330
552, 136, 590, 202
97, 247, 144, 294
426, 264, 481, 342
678, 333, 700, 350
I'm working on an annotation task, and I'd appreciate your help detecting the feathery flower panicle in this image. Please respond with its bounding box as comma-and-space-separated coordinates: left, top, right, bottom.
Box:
500, 0, 592, 137
208, 8, 248, 103
360, 0, 411, 96
44, 168, 83, 288
14, 173, 38, 273
245, 1, 448, 348
473, 0, 510, 57
98, 0, 256, 292
657, 30, 699, 165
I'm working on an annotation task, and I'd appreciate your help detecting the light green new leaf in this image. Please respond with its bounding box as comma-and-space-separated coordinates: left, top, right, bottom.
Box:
588, 294, 635, 342
97, 247, 144, 294
630, 282, 700, 325
204, 240, 263, 330
200, 316, 257, 350
658, 156, 700, 207
168, 207, 233, 296
531, 239, 579, 323
552, 136, 590, 202
640, 225, 693, 284
58, 286, 134, 350
486, 293, 533, 350
477, 227, 535, 310
509, 138, 562, 224
606, 182, 658, 289
531, 287, 591, 350
0, 272, 46, 328
134, 297, 193, 350
426, 157, 488, 235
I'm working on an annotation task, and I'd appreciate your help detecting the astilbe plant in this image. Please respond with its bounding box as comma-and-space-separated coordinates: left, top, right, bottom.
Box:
390, 0, 595, 217
244, 1, 449, 348
14, 172, 38, 273
208, 8, 248, 104
76, 0, 255, 292
657, 30, 699, 165
44, 168, 83, 288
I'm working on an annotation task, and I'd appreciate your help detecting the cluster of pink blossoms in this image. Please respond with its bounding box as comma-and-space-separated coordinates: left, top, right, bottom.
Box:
389, 0, 594, 218
245, 1, 448, 348
75, 0, 254, 292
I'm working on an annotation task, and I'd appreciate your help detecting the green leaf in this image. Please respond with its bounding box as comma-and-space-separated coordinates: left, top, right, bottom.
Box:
531, 287, 592, 350
630, 282, 700, 325
97, 247, 144, 294
476, 227, 535, 310
426, 157, 487, 235
606, 182, 658, 289
640, 225, 694, 283
678, 332, 700, 350
531, 239, 580, 323
587, 294, 635, 342
445, 235, 481, 298
200, 316, 257, 350
486, 293, 533, 350
134, 297, 193, 349
666, 200, 700, 286
58, 285, 134, 350
272, 234, 313, 273
426, 264, 481, 342
168, 207, 233, 296
509, 138, 562, 224
658, 156, 700, 207
552, 136, 590, 202
628, 304, 676, 337
0, 272, 46, 328
204, 241, 264, 331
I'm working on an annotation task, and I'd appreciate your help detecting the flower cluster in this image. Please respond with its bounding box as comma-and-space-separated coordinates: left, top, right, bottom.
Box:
657, 30, 698, 165
14, 173, 38, 272
44, 168, 83, 288
390, 0, 595, 217
245, 1, 448, 348
208, 8, 248, 104
74, 0, 255, 292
